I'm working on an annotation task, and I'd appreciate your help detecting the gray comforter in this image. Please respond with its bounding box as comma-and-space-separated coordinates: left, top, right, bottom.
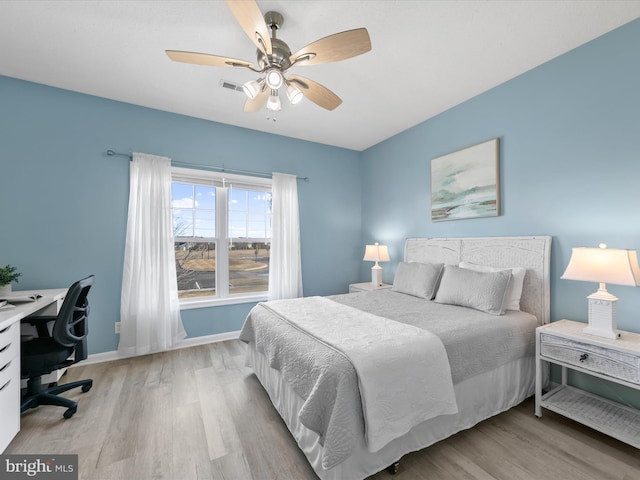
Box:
331, 289, 539, 383
240, 290, 538, 469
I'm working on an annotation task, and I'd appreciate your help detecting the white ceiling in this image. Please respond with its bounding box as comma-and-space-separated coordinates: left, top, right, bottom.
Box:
1, 1, 639, 151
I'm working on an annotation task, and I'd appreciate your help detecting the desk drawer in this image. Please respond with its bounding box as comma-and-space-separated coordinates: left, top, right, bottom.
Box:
0, 357, 20, 452
540, 333, 640, 384
0, 322, 19, 372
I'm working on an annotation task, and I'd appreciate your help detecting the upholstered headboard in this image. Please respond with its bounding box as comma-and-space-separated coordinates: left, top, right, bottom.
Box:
404, 236, 552, 325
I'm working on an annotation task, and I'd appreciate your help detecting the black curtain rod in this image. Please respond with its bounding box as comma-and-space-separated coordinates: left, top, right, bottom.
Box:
105, 150, 309, 182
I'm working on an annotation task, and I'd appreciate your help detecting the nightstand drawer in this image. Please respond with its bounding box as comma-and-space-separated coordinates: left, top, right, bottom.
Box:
540, 333, 640, 384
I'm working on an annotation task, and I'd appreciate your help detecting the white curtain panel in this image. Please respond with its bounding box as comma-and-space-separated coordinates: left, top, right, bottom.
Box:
119, 152, 186, 355
268, 173, 303, 300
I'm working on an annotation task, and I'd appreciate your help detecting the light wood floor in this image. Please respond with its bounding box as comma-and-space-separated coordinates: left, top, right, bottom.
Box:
7, 340, 640, 480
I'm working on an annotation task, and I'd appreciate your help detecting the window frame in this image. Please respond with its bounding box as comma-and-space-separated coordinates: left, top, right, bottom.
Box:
171, 166, 272, 309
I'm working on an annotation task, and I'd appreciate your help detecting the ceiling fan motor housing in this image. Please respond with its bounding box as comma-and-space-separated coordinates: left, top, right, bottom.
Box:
257, 38, 292, 70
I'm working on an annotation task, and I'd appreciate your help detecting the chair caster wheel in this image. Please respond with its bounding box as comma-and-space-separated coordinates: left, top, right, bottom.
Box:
63, 407, 76, 419
81, 382, 92, 393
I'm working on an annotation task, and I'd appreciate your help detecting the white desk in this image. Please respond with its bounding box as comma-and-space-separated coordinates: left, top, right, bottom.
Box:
0, 289, 66, 453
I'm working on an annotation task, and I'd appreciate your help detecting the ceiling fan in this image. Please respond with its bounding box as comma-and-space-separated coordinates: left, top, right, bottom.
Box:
165, 0, 372, 115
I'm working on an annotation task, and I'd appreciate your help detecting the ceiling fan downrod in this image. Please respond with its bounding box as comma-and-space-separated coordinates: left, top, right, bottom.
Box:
258, 11, 291, 72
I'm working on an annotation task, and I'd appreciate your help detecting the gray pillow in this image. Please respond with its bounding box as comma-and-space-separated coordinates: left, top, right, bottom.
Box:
392, 262, 444, 299
459, 261, 526, 311
434, 265, 512, 315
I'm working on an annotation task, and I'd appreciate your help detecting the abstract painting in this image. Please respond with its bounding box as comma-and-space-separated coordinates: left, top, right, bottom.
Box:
431, 138, 500, 221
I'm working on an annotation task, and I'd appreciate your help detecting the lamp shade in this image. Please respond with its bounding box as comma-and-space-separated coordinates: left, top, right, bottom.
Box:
363, 243, 390, 263
267, 92, 281, 112
286, 84, 303, 104
561, 246, 640, 286
242, 79, 262, 100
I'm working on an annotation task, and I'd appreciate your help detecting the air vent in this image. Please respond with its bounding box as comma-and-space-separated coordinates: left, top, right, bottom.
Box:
220, 79, 244, 93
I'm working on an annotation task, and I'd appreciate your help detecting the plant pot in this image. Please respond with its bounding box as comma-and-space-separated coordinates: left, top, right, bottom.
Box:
0, 283, 11, 297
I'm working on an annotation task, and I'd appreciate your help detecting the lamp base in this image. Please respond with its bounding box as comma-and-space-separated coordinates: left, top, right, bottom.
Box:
371, 264, 383, 287
583, 292, 620, 339
582, 325, 619, 340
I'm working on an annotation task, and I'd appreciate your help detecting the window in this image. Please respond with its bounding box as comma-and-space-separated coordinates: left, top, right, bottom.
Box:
171, 167, 272, 307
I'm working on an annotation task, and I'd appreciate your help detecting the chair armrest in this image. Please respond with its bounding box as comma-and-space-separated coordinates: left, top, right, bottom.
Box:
21, 315, 56, 338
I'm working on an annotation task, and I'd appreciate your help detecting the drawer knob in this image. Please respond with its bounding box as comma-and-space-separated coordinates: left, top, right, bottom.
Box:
579, 353, 589, 362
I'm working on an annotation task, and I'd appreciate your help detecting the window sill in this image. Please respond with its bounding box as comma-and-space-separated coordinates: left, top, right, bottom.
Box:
179, 293, 268, 310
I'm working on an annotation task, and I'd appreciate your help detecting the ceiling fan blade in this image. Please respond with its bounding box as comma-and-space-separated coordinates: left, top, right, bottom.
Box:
287, 75, 342, 111
289, 28, 371, 67
225, 0, 272, 57
244, 88, 269, 113
166, 50, 255, 70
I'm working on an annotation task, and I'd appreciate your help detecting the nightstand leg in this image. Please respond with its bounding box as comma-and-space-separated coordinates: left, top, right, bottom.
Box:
535, 334, 542, 417
535, 359, 542, 417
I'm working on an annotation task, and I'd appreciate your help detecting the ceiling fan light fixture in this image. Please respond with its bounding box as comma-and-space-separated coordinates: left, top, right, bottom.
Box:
265, 68, 284, 89
267, 90, 281, 111
286, 84, 303, 104
242, 78, 264, 99
167, 2, 370, 114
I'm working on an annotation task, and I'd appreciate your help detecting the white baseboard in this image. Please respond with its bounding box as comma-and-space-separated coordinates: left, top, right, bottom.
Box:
74, 331, 241, 367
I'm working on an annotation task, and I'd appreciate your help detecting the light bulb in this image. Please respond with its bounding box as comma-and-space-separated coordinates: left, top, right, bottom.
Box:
265, 68, 283, 89
286, 84, 303, 104
242, 79, 262, 99
267, 90, 281, 111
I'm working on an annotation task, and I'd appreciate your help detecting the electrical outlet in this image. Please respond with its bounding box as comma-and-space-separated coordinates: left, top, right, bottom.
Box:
115, 322, 121, 334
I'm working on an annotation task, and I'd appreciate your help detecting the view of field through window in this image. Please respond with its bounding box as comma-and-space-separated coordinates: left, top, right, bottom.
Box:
172, 181, 271, 299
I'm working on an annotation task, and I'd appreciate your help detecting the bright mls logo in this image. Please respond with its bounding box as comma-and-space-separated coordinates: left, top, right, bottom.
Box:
0, 455, 77, 480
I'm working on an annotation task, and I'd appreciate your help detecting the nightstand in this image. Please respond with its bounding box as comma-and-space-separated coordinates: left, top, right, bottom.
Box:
349, 282, 392, 293
535, 319, 640, 448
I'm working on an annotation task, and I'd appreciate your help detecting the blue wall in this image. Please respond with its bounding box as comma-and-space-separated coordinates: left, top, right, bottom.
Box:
360, 19, 640, 406
0, 77, 362, 354
361, 18, 640, 333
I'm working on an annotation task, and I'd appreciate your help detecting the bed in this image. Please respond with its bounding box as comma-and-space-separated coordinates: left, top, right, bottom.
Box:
239, 236, 551, 479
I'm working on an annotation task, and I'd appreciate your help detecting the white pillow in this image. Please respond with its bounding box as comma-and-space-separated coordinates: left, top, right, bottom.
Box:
459, 261, 526, 311
434, 265, 512, 315
392, 262, 444, 299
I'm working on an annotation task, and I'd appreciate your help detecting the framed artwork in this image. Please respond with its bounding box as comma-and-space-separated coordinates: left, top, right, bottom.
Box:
431, 138, 500, 221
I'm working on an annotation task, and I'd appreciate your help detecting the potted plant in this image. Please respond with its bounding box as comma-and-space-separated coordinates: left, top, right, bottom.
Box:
0, 265, 21, 296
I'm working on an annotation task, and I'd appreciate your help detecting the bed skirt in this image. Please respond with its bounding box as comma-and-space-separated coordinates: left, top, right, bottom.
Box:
246, 345, 535, 480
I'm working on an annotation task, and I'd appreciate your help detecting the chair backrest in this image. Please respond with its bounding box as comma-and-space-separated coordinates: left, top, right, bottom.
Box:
52, 275, 95, 361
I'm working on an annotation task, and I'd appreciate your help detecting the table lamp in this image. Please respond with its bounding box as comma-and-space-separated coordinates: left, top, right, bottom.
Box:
561, 243, 640, 339
363, 242, 390, 287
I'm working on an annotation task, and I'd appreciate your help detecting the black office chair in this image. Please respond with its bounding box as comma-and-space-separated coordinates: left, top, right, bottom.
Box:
21, 275, 95, 419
